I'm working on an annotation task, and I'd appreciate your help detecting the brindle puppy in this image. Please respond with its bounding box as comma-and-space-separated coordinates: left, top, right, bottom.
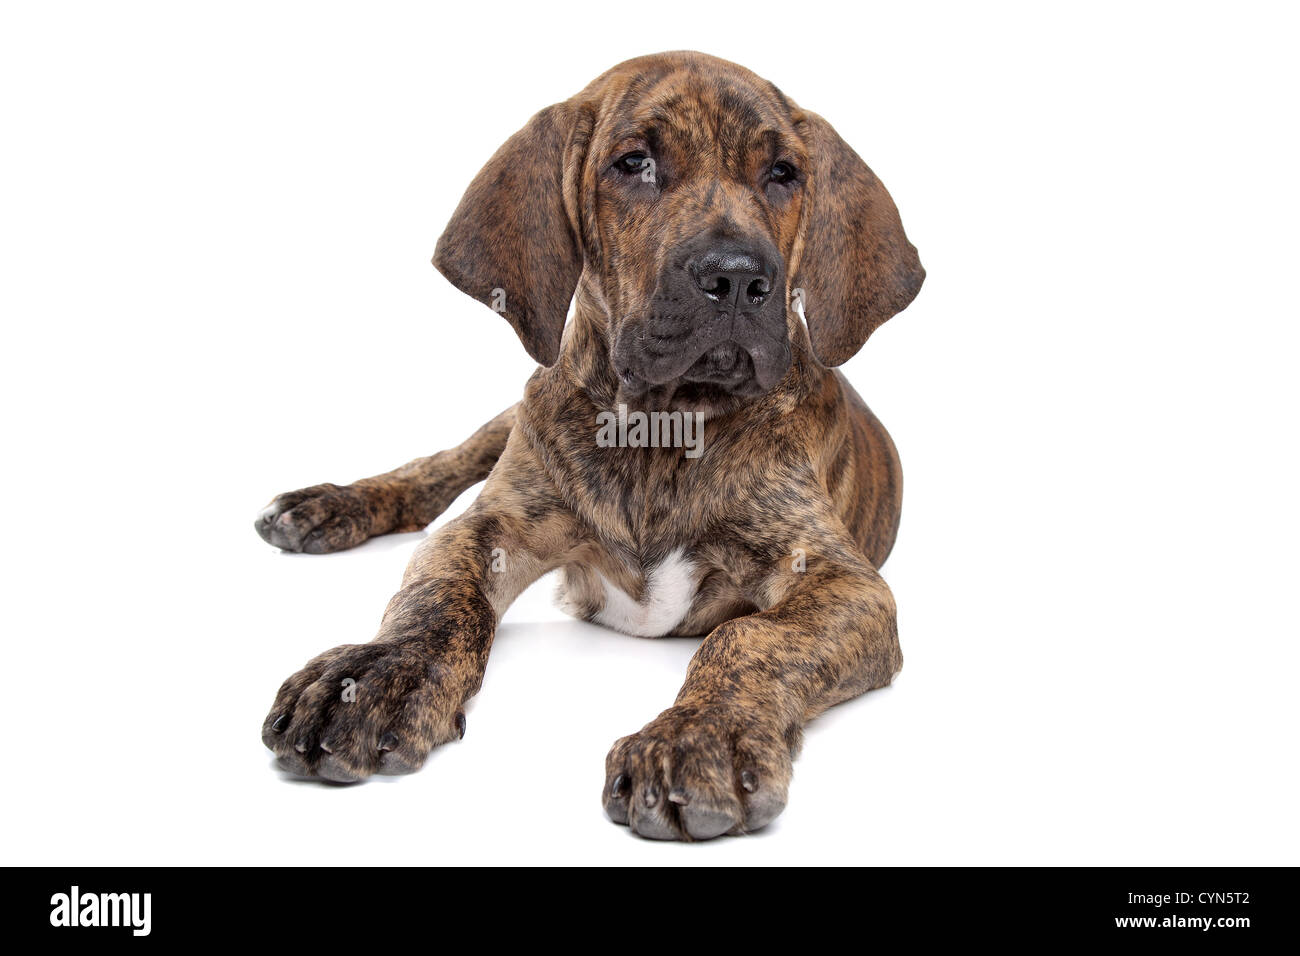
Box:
256, 51, 923, 841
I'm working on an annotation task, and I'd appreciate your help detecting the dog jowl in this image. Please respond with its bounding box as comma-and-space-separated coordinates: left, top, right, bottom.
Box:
256, 51, 923, 841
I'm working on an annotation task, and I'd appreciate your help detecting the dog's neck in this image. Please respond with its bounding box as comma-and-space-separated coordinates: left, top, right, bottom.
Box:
561, 286, 622, 408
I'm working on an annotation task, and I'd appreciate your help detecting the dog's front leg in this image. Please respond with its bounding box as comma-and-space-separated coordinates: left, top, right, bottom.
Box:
603, 533, 901, 839
254, 404, 517, 554
262, 443, 577, 782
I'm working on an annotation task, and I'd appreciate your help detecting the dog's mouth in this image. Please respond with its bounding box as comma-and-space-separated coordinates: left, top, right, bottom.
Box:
613, 308, 793, 412
681, 343, 757, 387
617, 337, 781, 410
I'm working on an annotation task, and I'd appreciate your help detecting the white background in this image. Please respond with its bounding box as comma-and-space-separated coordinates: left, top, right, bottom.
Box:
2, 1, 1297, 866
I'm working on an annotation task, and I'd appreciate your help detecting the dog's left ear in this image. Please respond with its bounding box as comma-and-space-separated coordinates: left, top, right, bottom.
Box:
793, 111, 925, 366
434, 102, 589, 366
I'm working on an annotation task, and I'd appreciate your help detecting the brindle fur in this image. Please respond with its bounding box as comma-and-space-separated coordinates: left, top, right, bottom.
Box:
257, 51, 923, 841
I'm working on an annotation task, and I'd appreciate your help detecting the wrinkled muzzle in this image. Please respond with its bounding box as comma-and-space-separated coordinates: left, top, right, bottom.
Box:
613, 232, 793, 400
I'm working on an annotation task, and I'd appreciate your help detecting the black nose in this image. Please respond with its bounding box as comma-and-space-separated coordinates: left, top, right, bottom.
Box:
690, 245, 775, 308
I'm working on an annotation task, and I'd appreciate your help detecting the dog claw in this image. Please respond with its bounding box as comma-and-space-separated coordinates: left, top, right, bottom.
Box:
271, 714, 289, 733
668, 787, 690, 806
741, 770, 757, 793
378, 731, 398, 752
455, 712, 466, 739
604, 773, 631, 825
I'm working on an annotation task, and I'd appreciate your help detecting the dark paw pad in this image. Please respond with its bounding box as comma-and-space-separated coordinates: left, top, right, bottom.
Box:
255, 483, 378, 554
602, 706, 793, 841
262, 642, 465, 783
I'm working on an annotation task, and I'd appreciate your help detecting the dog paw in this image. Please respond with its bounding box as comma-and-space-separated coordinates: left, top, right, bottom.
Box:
262, 641, 464, 782
602, 705, 793, 840
255, 483, 378, 554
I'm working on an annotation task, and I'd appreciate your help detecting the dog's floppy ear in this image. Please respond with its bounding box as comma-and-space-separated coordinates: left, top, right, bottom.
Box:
793, 111, 925, 366
433, 103, 588, 366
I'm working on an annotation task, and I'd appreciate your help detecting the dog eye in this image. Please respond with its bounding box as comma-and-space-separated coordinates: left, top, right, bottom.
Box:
614, 152, 651, 175
769, 161, 798, 185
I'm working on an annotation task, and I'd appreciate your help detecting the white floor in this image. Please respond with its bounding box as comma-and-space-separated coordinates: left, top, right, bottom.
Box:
8, 463, 1296, 866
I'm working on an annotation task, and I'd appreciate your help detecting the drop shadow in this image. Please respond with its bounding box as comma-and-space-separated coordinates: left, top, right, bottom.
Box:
272, 529, 429, 559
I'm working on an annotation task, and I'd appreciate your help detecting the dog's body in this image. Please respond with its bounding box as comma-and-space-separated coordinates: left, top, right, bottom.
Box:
256, 52, 923, 840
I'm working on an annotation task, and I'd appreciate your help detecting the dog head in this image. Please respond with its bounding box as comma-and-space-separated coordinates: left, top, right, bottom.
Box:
435, 51, 923, 410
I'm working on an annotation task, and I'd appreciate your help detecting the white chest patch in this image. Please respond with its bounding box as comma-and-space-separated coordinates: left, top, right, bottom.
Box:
594, 548, 698, 637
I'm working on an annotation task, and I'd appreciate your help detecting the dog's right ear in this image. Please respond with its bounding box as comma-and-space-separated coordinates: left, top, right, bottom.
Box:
433, 102, 589, 366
